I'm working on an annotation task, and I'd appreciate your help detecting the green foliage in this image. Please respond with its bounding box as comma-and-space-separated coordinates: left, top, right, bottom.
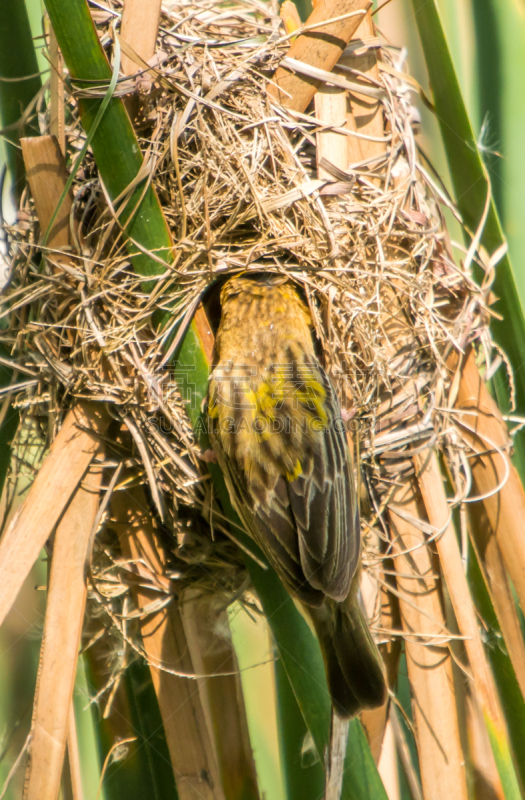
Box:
467, 542, 525, 790
274, 658, 325, 800
0, 354, 19, 497
0, 0, 42, 200
411, 0, 525, 478
411, 2, 525, 790
0, 1, 42, 494
45, 0, 173, 280
43, 0, 385, 795
87, 659, 179, 800
3, 0, 525, 797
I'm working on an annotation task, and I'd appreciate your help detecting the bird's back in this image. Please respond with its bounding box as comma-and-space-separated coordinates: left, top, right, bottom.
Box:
208, 275, 359, 605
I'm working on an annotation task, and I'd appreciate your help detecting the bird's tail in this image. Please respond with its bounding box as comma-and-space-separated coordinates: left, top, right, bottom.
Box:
309, 595, 387, 719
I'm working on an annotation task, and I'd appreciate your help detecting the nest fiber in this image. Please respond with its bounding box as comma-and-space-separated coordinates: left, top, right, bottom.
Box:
1, 0, 503, 674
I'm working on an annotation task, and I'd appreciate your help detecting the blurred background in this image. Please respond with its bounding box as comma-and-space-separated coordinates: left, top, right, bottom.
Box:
1, 0, 525, 798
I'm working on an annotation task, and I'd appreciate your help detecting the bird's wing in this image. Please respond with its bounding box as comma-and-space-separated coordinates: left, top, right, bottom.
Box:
213, 442, 325, 605
258, 375, 358, 602
287, 388, 359, 602
210, 367, 359, 605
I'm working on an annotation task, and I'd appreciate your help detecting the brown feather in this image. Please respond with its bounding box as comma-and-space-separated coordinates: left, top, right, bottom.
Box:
208, 274, 386, 715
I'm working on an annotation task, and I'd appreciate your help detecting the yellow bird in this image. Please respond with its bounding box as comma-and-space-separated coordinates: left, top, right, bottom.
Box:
208, 273, 386, 717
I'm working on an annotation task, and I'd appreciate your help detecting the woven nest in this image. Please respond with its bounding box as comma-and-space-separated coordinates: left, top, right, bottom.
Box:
0, 0, 503, 686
